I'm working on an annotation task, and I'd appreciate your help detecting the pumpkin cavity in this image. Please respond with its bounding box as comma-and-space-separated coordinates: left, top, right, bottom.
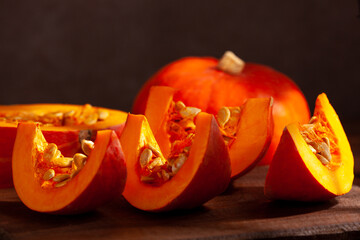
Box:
138, 101, 199, 185
216, 106, 242, 146
34, 132, 94, 189
299, 114, 341, 170
0, 104, 108, 127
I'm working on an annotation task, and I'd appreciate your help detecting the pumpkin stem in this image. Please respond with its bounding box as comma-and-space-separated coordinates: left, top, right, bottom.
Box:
217, 51, 245, 75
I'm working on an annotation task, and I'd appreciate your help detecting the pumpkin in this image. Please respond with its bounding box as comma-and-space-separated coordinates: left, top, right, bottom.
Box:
132, 51, 310, 165
0, 103, 127, 188
144, 86, 273, 179
119, 113, 231, 211
265, 93, 353, 201
12, 122, 127, 214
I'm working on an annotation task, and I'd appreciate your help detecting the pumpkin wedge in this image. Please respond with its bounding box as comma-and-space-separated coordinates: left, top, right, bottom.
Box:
120, 113, 231, 211
0, 103, 127, 188
144, 86, 273, 179
265, 93, 353, 201
12, 122, 127, 214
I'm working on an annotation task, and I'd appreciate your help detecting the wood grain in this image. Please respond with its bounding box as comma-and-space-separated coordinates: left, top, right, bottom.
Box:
1, 166, 360, 240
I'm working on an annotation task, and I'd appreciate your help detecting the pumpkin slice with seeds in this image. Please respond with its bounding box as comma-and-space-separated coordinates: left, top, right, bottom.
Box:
144, 86, 273, 179
120, 113, 231, 212
265, 93, 354, 201
0, 103, 127, 188
12, 122, 126, 214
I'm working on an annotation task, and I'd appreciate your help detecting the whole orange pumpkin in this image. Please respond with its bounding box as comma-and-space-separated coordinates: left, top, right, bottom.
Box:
133, 51, 310, 164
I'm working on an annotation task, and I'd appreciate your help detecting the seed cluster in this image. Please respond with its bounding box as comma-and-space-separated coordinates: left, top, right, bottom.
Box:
0, 104, 109, 127
139, 101, 200, 184
300, 115, 339, 167
39, 139, 94, 188
216, 106, 242, 145
167, 101, 201, 142
139, 144, 169, 183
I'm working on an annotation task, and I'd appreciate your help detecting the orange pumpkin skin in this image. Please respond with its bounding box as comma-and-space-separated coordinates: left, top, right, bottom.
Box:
120, 113, 231, 212
12, 122, 127, 214
265, 93, 353, 201
144, 86, 273, 179
132, 57, 310, 165
0, 104, 127, 188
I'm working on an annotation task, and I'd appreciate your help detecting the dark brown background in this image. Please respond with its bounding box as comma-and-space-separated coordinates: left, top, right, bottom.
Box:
0, 1, 359, 121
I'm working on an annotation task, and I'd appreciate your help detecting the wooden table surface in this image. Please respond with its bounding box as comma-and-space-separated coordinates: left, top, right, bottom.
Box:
1, 124, 360, 240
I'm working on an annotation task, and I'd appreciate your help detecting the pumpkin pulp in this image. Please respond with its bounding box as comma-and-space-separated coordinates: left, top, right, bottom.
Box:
136, 100, 199, 185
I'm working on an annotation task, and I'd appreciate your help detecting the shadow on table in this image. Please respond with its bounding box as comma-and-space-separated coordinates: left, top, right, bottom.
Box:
0, 184, 339, 232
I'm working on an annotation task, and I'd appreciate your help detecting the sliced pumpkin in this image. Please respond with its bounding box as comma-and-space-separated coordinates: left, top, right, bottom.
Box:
12, 122, 127, 214
265, 93, 353, 201
120, 113, 231, 211
0, 103, 127, 188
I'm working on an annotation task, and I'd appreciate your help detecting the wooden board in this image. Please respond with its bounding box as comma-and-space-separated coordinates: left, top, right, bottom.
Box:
1, 166, 360, 240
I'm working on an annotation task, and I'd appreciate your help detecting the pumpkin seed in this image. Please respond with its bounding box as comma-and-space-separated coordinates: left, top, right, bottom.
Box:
162, 170, 170, 181
53, 174, 71, 182
140, 148, 152, 168
309, 116, 318, 124
322, 137, 330, 147
179, 107, 201, 119
217, 107, 231, 127
44, 112, 63, 119
140, 176, 155, 182
55, 179, 70, 188
174, 101, 186, 111
73, 153, 87, 169
64, 110, 75, 118
225, 107, 242, 130
52, 157, 73, 167
309, 141, 332, 161
147, 144, 161, 157
43, 143, 58, 161
84, 113, 98, 125
316, 153, 330, 165
98, 110, 109, 120
81, 139, 95, 156
43, 169, 55, 181
54, 149, 62, 159
302, 124, 315, 130
172, 153, 187, 174
70, 168, 81, 178
315, 142, 331, 161
178, 119, 196, 130
148, 157, 164, 170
